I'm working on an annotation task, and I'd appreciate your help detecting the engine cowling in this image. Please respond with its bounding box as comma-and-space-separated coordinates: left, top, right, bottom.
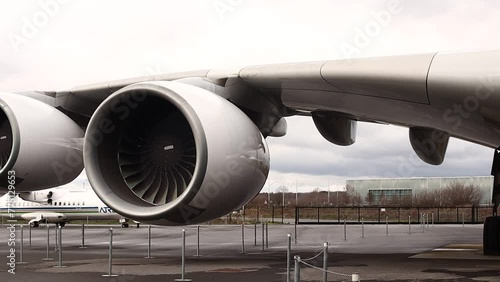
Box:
84, 81, 270, 225
0, 93, 84, 191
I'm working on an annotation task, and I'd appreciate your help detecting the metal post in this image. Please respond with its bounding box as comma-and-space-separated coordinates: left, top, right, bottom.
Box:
195, 226, 200, 257
79, 223, 86, 249
432, 213, 434, 227
18, 225, 26, 264
254, 223, 257, 246
294, 220, 298, 244
386, 216, 389, 236
462, 212, 465, 227
29, 224, 32, 246
261, 223, 264, 251
422, 213, 425, 233
54, 226, 66, 268
102, 228, 116, 276
323, 242, 328, 282
42, 225, 53, 261
175, 229, 191, 281
426, 213, 429, 230
344, 219, 347, 241
408, 216, 411, 234
361, 218, 364, 238
287, 234, 291, 282
294, 256, 301, 282
241, 223, 245, 254
145, 225, 153, 258
54, 226, 58, 252
266, 223, 269, 248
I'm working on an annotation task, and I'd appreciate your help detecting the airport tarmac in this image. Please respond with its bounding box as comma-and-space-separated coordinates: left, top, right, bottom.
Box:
1, 223, 499, 281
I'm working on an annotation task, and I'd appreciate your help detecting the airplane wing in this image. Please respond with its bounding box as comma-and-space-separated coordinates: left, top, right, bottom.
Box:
56, 49, 500, 149
1, 49, 499, 226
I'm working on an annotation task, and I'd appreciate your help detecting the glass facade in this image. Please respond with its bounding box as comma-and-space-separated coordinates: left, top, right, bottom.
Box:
347, 176, 493, 205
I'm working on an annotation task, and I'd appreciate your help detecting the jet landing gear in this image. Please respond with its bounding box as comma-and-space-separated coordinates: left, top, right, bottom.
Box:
484, 147, 500, 255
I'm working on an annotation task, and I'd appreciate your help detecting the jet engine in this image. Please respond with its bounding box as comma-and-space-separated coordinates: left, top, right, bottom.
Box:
0, 93, 84, 191
19, 190, 54, 204
84, 81, 270, 225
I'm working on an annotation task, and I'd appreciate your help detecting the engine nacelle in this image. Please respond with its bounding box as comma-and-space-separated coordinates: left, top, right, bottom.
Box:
19, 190, 55, 204
0, 93, 84, 191
84, 81, 270, 225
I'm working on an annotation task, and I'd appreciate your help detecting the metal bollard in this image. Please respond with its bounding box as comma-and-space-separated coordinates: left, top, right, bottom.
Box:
294, 256, 301, 282
261, 223, 265, 251
18, 225, 27, 264
54, 226, 58, 252
79, 223, 86, 249
323, 242, 328, 282
294, 221, 298, 244
145, 225, 153, 258
175, 229, 192, 281
361, 218, 364, 238
29, 224, 32, 246
426, 213, 429, 230
54, 226, 66, 268
286, 234, 291, 282
386, 216, 389, 236
344, 219, 347, 241
102, 228, 116, 276
195, 225, 200, 257
408, 216, 411, 234
241, 223, 245, 254
422, 214, 425, 233
265, 223, 269, 248
352, 273, 360, 281
254, 223, 257, 246
42, 225, 53, 261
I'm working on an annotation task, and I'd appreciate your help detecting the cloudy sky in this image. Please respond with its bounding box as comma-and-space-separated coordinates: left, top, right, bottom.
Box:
0, 0, 498, 193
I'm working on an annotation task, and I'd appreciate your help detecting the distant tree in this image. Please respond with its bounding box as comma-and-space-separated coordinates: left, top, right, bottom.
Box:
350, 192, 363, 206
413, 189, 440, 207
365, 191, 375, 206
400, 195, 413, 207
276, 185, 289, 207
440, 182, 484, 206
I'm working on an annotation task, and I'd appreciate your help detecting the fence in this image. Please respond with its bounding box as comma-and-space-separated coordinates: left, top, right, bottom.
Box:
296, 206, 491, 224
220, 205, 493, 225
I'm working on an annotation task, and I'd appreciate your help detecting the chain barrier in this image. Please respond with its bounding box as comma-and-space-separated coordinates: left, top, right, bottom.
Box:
299, 259, 354, 278
300, 249, 324, 262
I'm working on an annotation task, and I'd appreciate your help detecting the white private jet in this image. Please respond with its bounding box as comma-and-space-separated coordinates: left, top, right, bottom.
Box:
0, 186, 131, 228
